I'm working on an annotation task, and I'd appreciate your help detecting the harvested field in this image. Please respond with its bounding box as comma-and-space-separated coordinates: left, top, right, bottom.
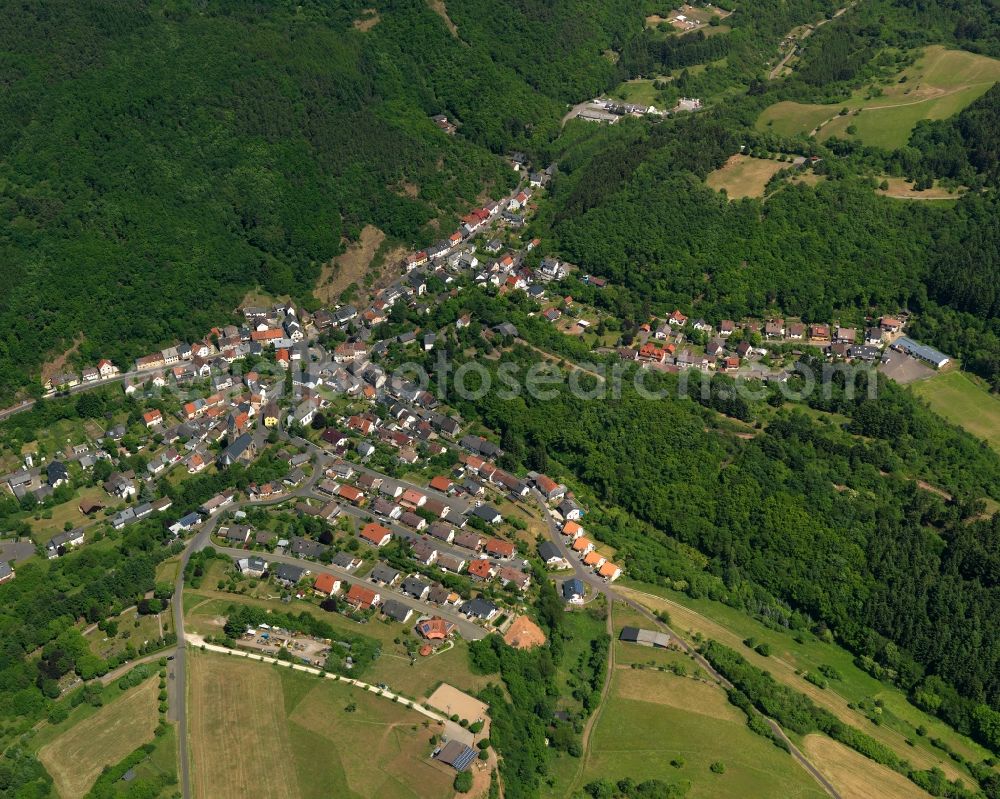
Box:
38, 678, 159, 799
802, 734, 931, 799
614, 668, 742, 722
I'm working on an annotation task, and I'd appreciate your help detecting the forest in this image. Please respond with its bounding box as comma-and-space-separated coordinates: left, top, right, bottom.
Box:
417, 322, 1000, 756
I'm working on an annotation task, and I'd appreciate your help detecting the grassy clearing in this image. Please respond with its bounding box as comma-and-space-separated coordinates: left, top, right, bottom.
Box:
38, 678, 159, 799
27, 486, 109, 542
612, 78, 663, 107
802, 734, 931, 799
84, 606, 166, 660
876, 176, 963, 200
758, 46, 1000, 148
617, 582, 988, 782
584, 668, 827, 799
188, 651, 455, 799
706, 155, 788, 198
911, 369, 1000, 452
555, 605, 609, 715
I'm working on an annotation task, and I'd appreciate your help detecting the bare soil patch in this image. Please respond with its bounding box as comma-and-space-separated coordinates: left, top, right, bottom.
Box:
41, 334, 84, 382
427, 0, 458, 36
503, 615, 547, 649
427, 683, 489, 723
315, 225, 385, 305
353, 9, 380, 31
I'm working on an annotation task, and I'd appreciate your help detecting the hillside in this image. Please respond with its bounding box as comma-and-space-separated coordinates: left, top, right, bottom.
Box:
0, 0, 643, 404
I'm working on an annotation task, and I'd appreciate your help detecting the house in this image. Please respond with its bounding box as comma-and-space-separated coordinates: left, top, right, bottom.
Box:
332, 552, 362, 571
360, 522, 392, 548
437, 553, 466, 573
865, 327, 884, 346
0, 561, 14, 584
787, 323, 805, 340
558, 499, 584, 520
668, 309, 688, 327
411, 538, 438, 565
82, 366, 99, 383
401, 576, 431, 600
429, 475, 452, 494
416, 616, 455, 640
290, 537, 326, 559
571, 537, 594, 555
460, 596, 498, 621
237, 556, 268, 578
562, 578, 585, 604
469, 504, 502, 525
835, 326, 857, 344
880, 317, 903, 333
562, 520, 584, 539
810, 324, 831, 341
467, 559, 496, 581
534, 474, 566, 502
263, 403, 280, 428
381, 600, 413, 623
337, 484, 365, 506
497, 566, 530, 591
46, 461, 69, 488
104, 472, 137, 500
539, 541, 566, 567
273, 563, 306, 587
143, 409, 163, 428
583, 550, 606, 568
400, 488, 427, 508
221, 524, 252, 546
313, 573, 342, 596
347, 584, 380, 610
98, 359, 119, 378
46, 528, 85, 558
764, 319, 785, 338
427, 585, 459, 606
454, 531, 483, 552
484, 538, 516, 559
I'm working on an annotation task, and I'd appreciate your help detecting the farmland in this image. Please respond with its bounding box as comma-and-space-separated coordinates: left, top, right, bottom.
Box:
757, 46, 1000, 148
802, 734, 932, 799
616, 583, 991, 782
705, 155, 788, 198
37, 678, 159, 799
582, 667, 827, 799
187, 651, 455, 799
911, 369, 1000, 453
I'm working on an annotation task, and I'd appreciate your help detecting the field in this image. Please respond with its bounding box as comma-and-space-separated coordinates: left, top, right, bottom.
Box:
617, 583, 990, 783
705, 155, 787, 198
802, 734, 931, 799
612, 78, 663, 107
27, 485, 109, 542
911, 369, 1000, 452
582, 668, 827, 799
38, 678, 159, 799
187, 651, 455, 799
758, 46, 1000, 148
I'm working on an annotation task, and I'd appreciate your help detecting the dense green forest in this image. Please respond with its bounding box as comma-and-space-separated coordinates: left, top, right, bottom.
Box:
0, 0, 635, 402
412, 320, 1000, 755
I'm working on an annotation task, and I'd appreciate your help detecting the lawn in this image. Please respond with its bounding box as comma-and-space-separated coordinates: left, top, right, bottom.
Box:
911, 369, 1000, 453
37, 677, 160, 799
757, 46, 1000, 148
583, 668, 827, 799
187, 651, 456, 799
705, 155, 788, 199
617, 582, 990, 782
27, 485, 111, 543
611, 78, 663, 107
84, 605, 167, 660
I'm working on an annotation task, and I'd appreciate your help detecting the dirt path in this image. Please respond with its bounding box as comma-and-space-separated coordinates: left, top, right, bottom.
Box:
770, 6, 850, 80
516, 341, 606, 382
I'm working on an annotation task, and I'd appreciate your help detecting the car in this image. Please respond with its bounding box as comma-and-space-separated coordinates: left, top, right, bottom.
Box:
167, 655, 175, 660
